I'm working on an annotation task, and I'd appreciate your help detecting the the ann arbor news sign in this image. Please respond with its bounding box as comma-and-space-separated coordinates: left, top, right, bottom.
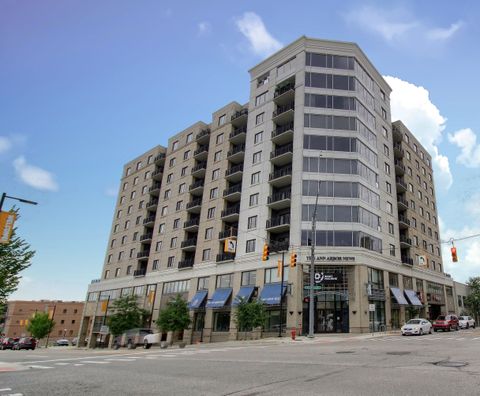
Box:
305, 255, 356, 263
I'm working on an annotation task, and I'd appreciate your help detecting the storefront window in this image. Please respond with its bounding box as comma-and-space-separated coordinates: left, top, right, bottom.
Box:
370, 301, 386, 331
198, 277, 209, 290
368, 268, 384, 289
416, 279, 423, 292
403, 276, 413, 290
193, 312, 205, 331
213, 311, 230, 332
241, 271, 256, 286
389, 273, 398, 287
264, 310, 286, 332
216, 274, 233, 288
391, 308, 400, 329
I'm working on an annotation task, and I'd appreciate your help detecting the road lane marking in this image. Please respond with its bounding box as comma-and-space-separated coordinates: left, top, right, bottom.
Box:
0, 389, 12, 392
104, 358, 137, 362
26, 355, 48, 358
456, 338, 465, 340
81, 361, 110, 364
54, 363, 70, 366
472, 337, 480, 340
74, 364, 84, 366
29, 365, 53, 370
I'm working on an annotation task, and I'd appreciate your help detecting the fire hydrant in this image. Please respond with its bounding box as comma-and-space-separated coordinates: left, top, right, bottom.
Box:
291, 328, 296, 340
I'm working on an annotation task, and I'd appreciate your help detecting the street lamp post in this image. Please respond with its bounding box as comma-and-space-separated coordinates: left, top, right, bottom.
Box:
0, 192, 38, 211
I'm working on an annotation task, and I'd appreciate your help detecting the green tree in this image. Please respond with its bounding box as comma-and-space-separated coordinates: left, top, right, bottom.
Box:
156, 294, 191, 335
0, 215, 35, 306
107, 295, 149, 336
234, 299, 266, 338
26, 312, 55, 342
465, 276, 480, 322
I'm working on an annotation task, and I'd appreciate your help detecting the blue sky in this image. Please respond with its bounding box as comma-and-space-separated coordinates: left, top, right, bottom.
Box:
1, 0, 479, 300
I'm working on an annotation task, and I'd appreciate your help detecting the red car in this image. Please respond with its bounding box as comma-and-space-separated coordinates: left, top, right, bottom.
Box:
0, 337, 19, 350
433, 315, 459, 332
13, 337, 37, 350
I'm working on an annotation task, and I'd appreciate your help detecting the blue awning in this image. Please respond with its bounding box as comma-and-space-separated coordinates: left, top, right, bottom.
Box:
206, 288, 232, 308
390, 287, 409, 305
404, 289, 423, 307
232, 286, 255, 306
259, 283, 286, 305
188, 290, 208, 309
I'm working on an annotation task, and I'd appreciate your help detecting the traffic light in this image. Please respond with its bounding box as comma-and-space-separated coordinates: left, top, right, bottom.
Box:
451, 246, 458, 262
290, 252, 297, 268
262, 243, 270, 261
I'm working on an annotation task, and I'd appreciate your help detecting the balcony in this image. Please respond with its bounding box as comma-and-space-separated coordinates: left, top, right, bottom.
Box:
143, 215, 156, 227
396, 177, 407, 193
392, 126, 403, 143
397, 196, 408, 211
186, 198, 202, 213
271, 122, 294, 145
221, 205, 240, 222
194, 145, 209, 161
267, 191, 291, 210
149, 182, 161, 196
223, 184, 242, 202
274, 83, 295, 105
181, 238, 197, 251
393, 143, 404, 158
154, 153, 166, 164
219, 229, 238, 240
401, 256, 414, 266
231, 109, 248, 127
225, 164, 243, 183
399, 235, 412, 247
133, 268, 147, 277
191, 162, 207, 178
216, 252, 235, 263
183, 218, 200, 231
266, 214, 290, 233
227, 144, 245, 164
189, 180, 204, 196
196, 128, 210, 144
152, 168, 164, 181
398, 215, 410, 229
146, 199, 158, 210
139, 233, 153, 243
229, 126, 247, 144
272, 102, 294, 124
394, 160, 405, 176
269, 167, 292, 187
270, 239, 290, 252
136, 251, 150, 260
178, 259, 194, 269
270, 144, 293, 166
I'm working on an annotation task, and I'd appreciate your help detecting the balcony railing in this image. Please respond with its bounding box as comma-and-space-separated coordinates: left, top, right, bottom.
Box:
221, 205, 240, 218
191, 162, 207, 174
181, 238, 197, 248
271, 144, 293, 159
178, 259, 194, 269
149, 182, 161, 193
266, 214, 290, 229
219, 229, 238, 239
400, 235, 412, 245
186, 199, 202, 209
225, 164, 243, 177
231, 108, 248, 122
401, 256, 414, 265
272, 122, 294, 139
398, 215, 410, 226
196, 128, 210, 141
223, 184, 242, 197
189, 180, 204, 191
136, 251, 150, 259
194, 145, 209, 156
143, 216, 156, 225
91, 279, 101, 284
394, 160, 405, 172
154, 153, 166, 163
268, 191, 291, 204
270, 239, 290, 252
273, 102, 294, 118
397, 197, 408, 208
227, 144, 245, 158
269, 166, 292, 181
133, 268, 146, 277
393, 144, 404, 157
139, 233, 153, 241
274, 83, 295, 98
152, 168, 164, 178
184, 218, 199, 228
216, 252, 235, 262
229, 126, 247, 139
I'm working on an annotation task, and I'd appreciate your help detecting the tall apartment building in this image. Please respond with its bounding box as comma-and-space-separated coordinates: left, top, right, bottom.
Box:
80, 37, 457, 344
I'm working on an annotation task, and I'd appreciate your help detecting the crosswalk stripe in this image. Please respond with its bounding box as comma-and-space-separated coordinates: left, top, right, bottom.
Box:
81, 361, 110, 364
54, 363, 70, 366
0, 389, 12, 392
74, 364, 84, 366
104, 358, 136, 362
29, 365, 53, 370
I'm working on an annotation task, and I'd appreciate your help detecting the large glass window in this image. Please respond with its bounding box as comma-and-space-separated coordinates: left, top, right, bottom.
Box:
217, 274, 233, 288
301, 204, 379, 230
265, 267, 289, 283
213, 312, 230, 332
305, 52, 354, 70
305, 72, 355, 91
264, 310, 287, 332
301, 230, 382, 253
241, 271, 256, 286
368, 268, 384, 289
305, 93, 356, 110
198, 277, 209, 290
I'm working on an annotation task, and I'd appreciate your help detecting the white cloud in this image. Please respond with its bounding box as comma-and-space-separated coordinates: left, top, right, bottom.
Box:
0, 136, 12, 154
448, 128, 480, 168
105, 187, 118, 197
198, 21, 211, 36
235, 12, 282, 57
13, 156, 59, 192
385, 75, 453, 188
427, 21, 464, 40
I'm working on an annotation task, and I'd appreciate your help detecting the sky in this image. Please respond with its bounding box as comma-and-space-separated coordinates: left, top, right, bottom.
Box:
1, 0, 480, 301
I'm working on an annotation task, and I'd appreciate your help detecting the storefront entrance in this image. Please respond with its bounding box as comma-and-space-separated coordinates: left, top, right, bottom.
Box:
313, 292, 349, 333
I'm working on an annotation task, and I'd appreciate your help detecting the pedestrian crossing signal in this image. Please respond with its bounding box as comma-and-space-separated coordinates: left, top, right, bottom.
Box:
262, 244, 270, 261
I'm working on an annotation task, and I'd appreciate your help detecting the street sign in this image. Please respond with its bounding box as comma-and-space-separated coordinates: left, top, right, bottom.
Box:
99, 325, 110, 334
369, 304, 376, 312
304, 286, 323, 290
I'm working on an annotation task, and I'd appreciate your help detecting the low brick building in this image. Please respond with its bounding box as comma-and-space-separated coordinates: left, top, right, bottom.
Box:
2, 300, 84, 343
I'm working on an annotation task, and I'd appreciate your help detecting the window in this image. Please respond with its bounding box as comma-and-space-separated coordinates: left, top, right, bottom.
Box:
254, 131, 263, 144
257, 73, 269, 86
147, 155, 153, 164
253, 151, 262, 164
186, 133, 193, 143
176, 200, 183, 211
408, 183, 413, 193
241, 271, 256, 286
218, 114, 226, 126
246, 239, 256, 253
166, 173, 173, 183
388, 223, 394, 235
169, 157, 176, 168
107, 254, 112, 263
380, 89, 386, 101
121, 235, 127, 244
383, 144, 389, 157
212, 168, 220, 180
181, 166, 188, 176
183, 150, 191, 160
386, 182, 392, 194
118, 251, 123, 261
249, 193, 259, 207
127, 205, 133, 215
384, 163, 390, 175
207, 207, 216, 219
133, 177, 139, 186
178, 183, 186, 194
126, 265, 132, 275
406, 151, 411, 160
382, 127, 388, 139
159, 223, 165, 234
213, 312, 230, 332
126, 167, 131, 176
381, 108, 387, 120
256, 112, 265, 125
155, 241, 162, 251
133, 232, 138, 241
138, 200, 144, 209
152, 260, 159, 270
123, 182, 128, 191
415, 160, 420, 169
117, 210, 122, 219
210, 187, 218, 199
170, 237, 177, 248
255, 91, 267, 106
389, 244, 395, 256
173, 218, 180, 229
214, 151, 222, 162
202, 249, 211, 261
110, 239, 116, 248
172, 141, 179, 151
115, 268, 121, 277
413, 143, 418, 153
198, 277, 209, 290
265, 267, 289, 283
408, 167, 412, 176
412, 217, 417, 228
251, 171, 260, 185
129, 248, 136, 258
164, 189, 171, 199
389, 273, 398, 287
104, 270, 110, 279
136, 161, 142, 170
413, 235, 418, 246
167, 256, 175, 268
386, 201, 393, 214
142, 185, 148, 195
216, 133, 224, 145
247, 216, 257, 229
217, 273, 233, 288
120, 196, 125, 205
368, 268, 384, 288
114, 224, 119, 233
205, 227, 213, 240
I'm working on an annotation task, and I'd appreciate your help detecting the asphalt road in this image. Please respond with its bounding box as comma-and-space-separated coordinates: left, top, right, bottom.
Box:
1, 329, 480, 396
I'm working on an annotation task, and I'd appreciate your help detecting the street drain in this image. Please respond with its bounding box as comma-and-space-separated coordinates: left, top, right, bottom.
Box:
434, 361, 468, 368
386, 351, 411, 356
336, 351, 354, 354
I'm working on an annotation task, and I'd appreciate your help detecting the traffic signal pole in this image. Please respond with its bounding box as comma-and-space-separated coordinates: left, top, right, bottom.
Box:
278, 250, 285, 337
308, 192, 320, 338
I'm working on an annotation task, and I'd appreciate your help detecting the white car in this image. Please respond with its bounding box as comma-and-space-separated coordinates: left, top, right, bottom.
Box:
142, 333, 161, 349
401, 319, 432, 336
458, 316, 476, 329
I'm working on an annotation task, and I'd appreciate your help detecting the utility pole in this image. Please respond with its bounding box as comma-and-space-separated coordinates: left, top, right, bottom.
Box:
278, 250, 285, 337
308, 191, 320, 338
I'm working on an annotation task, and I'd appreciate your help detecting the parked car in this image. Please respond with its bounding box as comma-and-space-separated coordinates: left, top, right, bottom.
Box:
71, 337, 78, 346
1, 337, 19, 350
54, 339, 70, 346
143, 333, 161, 349
113, 328, 153, 349
401, 319, 432, 336
433, 315, 459, 332
12, 337, 36, 350
458, 316, 476, 329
